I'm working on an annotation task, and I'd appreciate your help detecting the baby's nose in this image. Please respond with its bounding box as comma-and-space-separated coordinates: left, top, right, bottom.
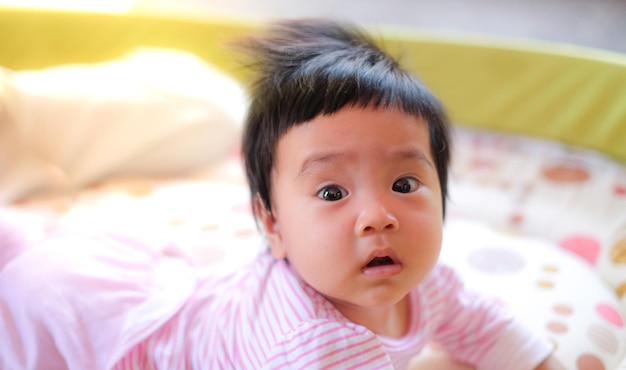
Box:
355, 201, 399, 236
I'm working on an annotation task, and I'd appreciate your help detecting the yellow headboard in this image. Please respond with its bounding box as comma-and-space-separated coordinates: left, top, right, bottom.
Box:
1, 8, 625, 161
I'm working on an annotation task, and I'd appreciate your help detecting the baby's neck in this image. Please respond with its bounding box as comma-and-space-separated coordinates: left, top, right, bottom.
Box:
333, 295, 410, 338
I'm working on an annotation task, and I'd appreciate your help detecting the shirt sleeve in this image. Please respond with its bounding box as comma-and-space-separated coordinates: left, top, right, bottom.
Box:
0, 234, 196, 370
426, 264, 553, 370
262, 319, 394, 370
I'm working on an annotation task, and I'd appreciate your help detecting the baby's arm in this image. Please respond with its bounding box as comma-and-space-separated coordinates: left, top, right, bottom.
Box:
425, 265, 556, 370
0, 233, 196, 369
409, 344, 565, 370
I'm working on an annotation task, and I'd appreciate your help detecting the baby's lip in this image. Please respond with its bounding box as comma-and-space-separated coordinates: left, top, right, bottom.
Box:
361, 248, 403, 278
363, 248, 399, 268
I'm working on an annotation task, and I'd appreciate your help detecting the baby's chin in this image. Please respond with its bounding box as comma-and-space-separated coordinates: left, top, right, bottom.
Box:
323, 283, 413, 311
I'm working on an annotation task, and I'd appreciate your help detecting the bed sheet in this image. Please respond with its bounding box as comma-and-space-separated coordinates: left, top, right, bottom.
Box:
8, 126, 626, 370
448, 127, 626, 370
448, 127, 626, 292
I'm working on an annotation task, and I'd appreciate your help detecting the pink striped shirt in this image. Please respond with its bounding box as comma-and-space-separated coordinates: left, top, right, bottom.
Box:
0, 234, 551, 369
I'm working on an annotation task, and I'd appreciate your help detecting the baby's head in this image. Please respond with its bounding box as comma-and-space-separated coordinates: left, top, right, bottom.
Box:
239, 19, 452, 324
240, 19, 451, 220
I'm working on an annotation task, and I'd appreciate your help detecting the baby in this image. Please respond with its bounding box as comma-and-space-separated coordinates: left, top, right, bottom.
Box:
0, 19, 563, 369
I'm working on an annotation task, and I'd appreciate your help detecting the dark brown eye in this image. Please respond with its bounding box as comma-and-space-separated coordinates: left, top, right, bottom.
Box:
392, 177, 419, 193
317, 185, 348, 201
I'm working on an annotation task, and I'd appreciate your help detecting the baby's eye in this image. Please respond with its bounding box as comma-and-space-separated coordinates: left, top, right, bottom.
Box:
392, 177, 420, 193
317, 185, 348, 201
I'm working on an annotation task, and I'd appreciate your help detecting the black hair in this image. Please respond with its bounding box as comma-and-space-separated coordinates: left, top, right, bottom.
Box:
238, 19, 451, 219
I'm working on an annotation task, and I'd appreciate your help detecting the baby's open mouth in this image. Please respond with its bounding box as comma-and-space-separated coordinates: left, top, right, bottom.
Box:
362, 253, 402, 278
366, 256, 395, 268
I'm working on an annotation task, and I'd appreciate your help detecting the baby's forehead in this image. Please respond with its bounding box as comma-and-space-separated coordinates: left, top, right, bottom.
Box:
272, 106, 433, 165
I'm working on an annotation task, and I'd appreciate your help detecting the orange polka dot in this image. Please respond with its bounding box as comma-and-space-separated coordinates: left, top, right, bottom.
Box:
537, 280, 555, 289
553, 304, 573, 315
543, 164, 590, 183
168, 219, 186, 226
542, 264, 560, 273
610, 237, 626, 264
509, 213, 524, 225
614, 184, 626, 196
546, 321, 568, 333
616, 283, 626, 298
234, 229, 258, 238
576, 354, 605, 370
202, 224, 220, 232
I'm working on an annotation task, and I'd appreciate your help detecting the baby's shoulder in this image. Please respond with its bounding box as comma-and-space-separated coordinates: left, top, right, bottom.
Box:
411, 263, 471, 317
198, 254, 322, 328
420, 262, 464, 291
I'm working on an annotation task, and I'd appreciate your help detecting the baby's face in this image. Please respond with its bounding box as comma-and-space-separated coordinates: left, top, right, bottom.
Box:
260, 106, 443, 323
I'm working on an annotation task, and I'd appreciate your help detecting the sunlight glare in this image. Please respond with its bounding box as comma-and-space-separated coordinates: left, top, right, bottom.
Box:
0, 0, 135, 13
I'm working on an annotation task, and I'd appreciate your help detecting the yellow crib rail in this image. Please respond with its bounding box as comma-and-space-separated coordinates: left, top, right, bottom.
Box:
1, 8, 625, 162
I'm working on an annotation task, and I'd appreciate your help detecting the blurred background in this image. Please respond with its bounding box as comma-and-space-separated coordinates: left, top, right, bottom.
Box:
1, 0, 626, 54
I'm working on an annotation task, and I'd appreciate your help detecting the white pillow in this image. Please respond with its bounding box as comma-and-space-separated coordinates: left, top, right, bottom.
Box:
0, 48, 247, 203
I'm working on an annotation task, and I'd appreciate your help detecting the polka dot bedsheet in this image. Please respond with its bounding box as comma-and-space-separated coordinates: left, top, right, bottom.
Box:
10, 126, 626, 370
447, 128, 626, 370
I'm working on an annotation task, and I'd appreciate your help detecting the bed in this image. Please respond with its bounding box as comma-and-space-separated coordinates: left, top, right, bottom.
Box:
1, 8, 625, 370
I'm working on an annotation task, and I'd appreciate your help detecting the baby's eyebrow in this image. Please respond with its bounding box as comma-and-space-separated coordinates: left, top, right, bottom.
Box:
296, 152, 348, 180
295, 148, 432, 180
391, 149, 433, 168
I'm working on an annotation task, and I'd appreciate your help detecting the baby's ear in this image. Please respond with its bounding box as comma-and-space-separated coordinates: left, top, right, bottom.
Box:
253, 194, 286, 260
